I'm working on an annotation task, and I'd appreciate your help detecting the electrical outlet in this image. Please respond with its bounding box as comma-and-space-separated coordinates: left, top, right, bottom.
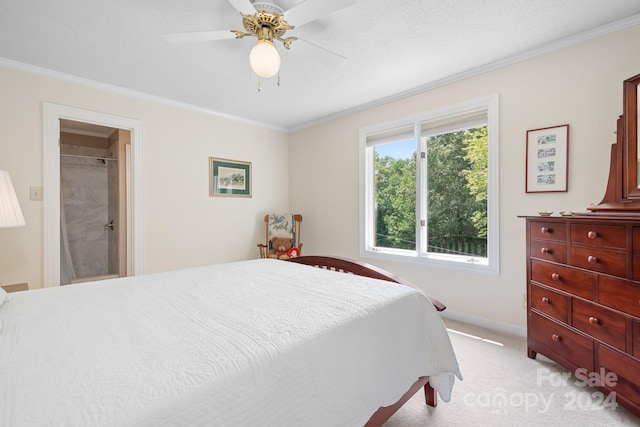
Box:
29, 187, 43, 201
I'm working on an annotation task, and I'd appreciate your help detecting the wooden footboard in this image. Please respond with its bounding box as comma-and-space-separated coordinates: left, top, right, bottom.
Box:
288, 255, 446, 312
364, 377, 436, 427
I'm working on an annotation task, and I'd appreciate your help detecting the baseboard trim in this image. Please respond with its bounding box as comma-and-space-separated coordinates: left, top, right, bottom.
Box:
441, 309, 527, 338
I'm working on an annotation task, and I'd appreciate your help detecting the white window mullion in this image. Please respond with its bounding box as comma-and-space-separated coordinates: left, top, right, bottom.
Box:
416, 124, 427, 257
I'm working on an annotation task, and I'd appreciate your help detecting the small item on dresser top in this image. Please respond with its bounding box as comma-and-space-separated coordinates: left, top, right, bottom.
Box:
558, 211, 573, 216
537, 211, 553, 216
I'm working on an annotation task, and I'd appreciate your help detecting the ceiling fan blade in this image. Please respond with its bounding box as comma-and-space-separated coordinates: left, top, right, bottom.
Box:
291, 38, 347, 68
163, 30, 236, 44
227, 0, 256, 15
284, 0, 356, 26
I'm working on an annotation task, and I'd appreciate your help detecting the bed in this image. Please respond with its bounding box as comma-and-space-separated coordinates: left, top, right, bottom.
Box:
0, 256, 461, 426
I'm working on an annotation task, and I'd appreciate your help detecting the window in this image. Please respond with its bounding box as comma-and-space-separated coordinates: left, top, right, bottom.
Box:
360, 95, 499, 274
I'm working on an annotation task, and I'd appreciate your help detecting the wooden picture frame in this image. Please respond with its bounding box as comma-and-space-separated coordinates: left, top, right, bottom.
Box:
525, 124, 569, 193
209, 157, 252, 197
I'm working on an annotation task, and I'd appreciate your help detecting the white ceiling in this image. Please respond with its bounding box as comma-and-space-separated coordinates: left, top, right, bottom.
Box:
1, 0, 640, 130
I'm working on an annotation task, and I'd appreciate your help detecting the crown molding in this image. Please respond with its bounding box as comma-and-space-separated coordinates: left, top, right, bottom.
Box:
290, 14, 640, 132
0, 57, 287, 133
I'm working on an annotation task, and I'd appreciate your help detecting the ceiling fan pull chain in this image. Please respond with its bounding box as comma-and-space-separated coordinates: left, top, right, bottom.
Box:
257, 78, 262, 92
277, 72, 281, 87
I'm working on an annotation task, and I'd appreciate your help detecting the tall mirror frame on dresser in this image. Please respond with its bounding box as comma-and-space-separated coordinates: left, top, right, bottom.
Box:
590, 73, 640, 212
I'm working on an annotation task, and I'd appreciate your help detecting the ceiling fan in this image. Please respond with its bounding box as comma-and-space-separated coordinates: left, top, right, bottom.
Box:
164, 0, 356, 83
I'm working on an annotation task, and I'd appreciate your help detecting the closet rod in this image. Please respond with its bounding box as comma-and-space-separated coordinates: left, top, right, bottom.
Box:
60, 153, 118, 162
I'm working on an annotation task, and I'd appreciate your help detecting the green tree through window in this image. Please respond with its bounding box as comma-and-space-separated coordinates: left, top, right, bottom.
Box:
374, 150, 416, 249
426, 128, 487, 257
373, 127, 488, 258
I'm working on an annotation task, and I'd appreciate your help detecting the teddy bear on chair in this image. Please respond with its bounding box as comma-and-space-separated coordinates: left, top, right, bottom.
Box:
268, 236, 299, 260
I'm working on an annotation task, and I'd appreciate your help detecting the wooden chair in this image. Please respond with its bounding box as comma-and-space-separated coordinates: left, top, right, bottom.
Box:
258, 214, 303, 259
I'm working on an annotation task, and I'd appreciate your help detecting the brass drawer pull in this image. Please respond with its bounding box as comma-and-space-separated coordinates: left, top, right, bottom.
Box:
551, 273, 560, 280
551, 334, 561, 342
588, 316, 599, 325
541, 297, 550, 304
587, 231, 598, 239
541, 227, 550, 234
541, 247, 551, 254
587, 255, 598, 264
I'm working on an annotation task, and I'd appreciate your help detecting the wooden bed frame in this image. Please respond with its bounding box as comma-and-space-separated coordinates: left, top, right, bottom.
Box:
288, 255, 446, 426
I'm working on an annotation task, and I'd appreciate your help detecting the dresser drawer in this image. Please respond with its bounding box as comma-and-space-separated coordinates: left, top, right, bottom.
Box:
596, 344, 640, 407
571, 223, 626, 249
530, 259, 596, 300
529, 311, 593, 371
530, 239, 567, 263
530, 221, 566, 241
530, 284, 569, 323
634, 321, 640, 360
570, 246, 626, 277
599, 275, 640, 317
572, 298, 627, 351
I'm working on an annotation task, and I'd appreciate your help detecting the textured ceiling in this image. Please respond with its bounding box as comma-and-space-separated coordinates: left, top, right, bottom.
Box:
1, 0, 640, 130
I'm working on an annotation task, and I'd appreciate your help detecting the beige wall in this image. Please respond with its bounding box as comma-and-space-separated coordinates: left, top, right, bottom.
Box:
288, 25, 640, 333
0, 65, 289, 289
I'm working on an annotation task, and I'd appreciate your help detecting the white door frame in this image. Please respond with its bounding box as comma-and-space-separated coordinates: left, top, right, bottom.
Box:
43, 103, 143, 287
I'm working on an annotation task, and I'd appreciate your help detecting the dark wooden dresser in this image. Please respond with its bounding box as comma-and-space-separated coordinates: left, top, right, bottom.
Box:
525, 215, 640, 417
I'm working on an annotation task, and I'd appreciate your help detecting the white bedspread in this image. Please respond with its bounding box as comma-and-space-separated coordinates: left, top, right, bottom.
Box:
0, 259, 460, 426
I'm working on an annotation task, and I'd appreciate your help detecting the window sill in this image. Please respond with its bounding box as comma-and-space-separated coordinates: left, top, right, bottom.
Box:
361, 249, 499, 275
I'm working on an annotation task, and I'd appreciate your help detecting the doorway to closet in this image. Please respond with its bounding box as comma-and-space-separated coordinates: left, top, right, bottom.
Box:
43, 103, 143, 287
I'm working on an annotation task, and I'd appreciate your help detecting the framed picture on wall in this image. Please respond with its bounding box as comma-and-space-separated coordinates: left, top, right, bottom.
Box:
209, 157, 252, 197
525, 124, 569, 193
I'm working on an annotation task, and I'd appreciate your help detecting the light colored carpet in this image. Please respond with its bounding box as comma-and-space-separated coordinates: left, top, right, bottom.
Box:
384, 318, 640, 426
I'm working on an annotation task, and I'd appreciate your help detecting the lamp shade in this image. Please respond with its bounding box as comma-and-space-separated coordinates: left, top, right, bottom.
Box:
0, 170, 26, 228
249, 40, 281, 78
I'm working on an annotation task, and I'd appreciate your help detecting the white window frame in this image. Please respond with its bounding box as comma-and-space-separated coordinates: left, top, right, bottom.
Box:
359, 94, 500, 275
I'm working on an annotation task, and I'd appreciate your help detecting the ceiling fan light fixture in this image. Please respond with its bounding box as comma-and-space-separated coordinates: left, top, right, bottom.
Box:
249, 39, 280, 78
